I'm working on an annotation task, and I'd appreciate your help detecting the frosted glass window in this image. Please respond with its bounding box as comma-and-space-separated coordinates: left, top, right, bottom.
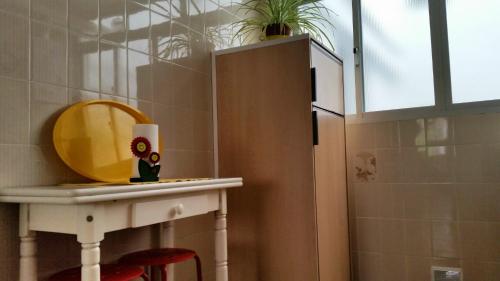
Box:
361, 0, 435, 112
447, 0, 500, 104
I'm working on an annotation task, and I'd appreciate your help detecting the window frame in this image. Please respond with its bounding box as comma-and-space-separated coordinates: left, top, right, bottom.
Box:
349, 0, 500, 123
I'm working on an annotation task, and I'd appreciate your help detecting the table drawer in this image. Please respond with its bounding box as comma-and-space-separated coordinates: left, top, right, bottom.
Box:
131, 191, 220, 228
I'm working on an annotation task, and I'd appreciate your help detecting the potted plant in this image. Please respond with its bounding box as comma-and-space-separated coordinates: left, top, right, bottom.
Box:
233, 0, 336, 50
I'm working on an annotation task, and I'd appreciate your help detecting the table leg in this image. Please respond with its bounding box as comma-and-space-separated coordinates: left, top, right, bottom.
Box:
19, 204, 37, 281
161, 221, 175, 281
215, 190, 228, 281
77, 205, 104, 281
81, 242, 100, 281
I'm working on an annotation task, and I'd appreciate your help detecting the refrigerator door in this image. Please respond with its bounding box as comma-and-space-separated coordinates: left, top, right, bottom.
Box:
311, 41, 345, 115
314, 108, 350, 281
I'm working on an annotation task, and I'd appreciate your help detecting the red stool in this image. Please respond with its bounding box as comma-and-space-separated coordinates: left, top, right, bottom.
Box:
119, 248, 202, 281
49, 264, 148, 281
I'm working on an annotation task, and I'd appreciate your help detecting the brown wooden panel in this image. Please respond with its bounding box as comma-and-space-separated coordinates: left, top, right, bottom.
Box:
216, 38, 319, 281
314, 109, 350, 281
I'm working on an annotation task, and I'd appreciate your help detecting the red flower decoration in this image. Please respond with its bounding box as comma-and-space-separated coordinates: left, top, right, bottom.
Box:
131, 136, 151, 158
149, 152, 161, 164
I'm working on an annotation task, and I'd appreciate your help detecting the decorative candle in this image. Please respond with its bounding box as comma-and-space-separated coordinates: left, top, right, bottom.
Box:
130, 124, 161, 182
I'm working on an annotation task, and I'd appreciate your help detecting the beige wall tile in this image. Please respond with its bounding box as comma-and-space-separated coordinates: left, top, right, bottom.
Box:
428, 184, 456, 220
100, 42, 128, 96
404, 220, 432, 256
0, 145, 50, 187
193, 109, 212, 151
129, 99, 154, 118
151, 0, 171, 17
0, 78, 29, 144
190, 150, 213, 177
426, 117, 454, 146
356, 218, 380, 252
171, 107, 195, 149
100, 0, 127, 46
69, 33, 100, 92
374, 121, 400, 148
32, 0, 67, 27
68, 88, 100, 103
425, 146, 455, 183
347, 114, 500, 281
380, 219, 405, 254
170, 64, 193, 107
459, 222, 491, 260
399, 118, 426, 147
481, 144, 500, 182
153, 103, 173, 149
455, 145, 483, 182
358, 252, 383, 281
190, 30, 210, 73
432, 222, 460, 258
0, 11, 28, 79
190, 0, 205, 34
127, 1, 151, 54
0, 0, 28, 16
379, 184, 405, 219
355, 183, 380, 218
462, 260, 492, 281
403, 184, 430, 219
482, 112, 500, 144
346, 123, 376, 149
172, 0, 190, 26
191, 73, 211, 111
375, 148, 404, 182
401, 147, 427, 183
30, 82, 67, 145
152, 58, 173, 105
69, 0, 99, 36
151, 10, 171, 59
31, 21, 67, 85
168, 22, 191, 68
128, 49, 152, 101
453, 114, 483, 145
406, 256, 431, 281
456, 184, 499, 222
381, 254, 407, 281
489, 223, 500, 261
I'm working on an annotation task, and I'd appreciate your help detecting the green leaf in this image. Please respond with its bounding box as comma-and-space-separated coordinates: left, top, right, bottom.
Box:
138, 159, 160, 182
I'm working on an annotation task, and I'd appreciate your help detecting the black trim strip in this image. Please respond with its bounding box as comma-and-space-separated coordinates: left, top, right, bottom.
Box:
312, 111, 319, 146
312, 105, 344, 118
311, 67, 317, 102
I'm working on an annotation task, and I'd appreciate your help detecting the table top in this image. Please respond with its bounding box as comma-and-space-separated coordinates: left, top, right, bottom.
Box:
0, 178, 243, 204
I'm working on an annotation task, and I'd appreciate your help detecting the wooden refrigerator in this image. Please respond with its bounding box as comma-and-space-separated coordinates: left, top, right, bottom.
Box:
214, 35, 350, 281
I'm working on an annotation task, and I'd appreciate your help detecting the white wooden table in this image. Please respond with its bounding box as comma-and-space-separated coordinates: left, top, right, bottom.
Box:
0, 178, 242, 281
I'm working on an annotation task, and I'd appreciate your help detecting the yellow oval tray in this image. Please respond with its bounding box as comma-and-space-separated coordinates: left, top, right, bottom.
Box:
53, 100, 155, 183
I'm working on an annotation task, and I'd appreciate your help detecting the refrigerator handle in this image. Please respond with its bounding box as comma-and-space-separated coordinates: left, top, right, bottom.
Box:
311, 67, 317, 102
312, 111, 319, 146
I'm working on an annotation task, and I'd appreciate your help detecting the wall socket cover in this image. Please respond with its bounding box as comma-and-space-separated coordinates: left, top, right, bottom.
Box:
432, 266, 462, 281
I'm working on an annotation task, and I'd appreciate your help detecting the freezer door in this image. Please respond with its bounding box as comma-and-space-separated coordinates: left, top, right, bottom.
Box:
311, 41, 345, 115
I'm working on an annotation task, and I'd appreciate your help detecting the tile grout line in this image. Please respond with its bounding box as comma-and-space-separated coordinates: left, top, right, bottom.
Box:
66, 0, 70, 105
27, 0, 32, 146
125, 0, 130, 103
98, 0, 102, 99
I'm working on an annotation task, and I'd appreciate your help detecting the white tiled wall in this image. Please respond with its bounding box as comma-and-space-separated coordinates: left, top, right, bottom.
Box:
0, 0, 245, 280
346, 114, 500, 281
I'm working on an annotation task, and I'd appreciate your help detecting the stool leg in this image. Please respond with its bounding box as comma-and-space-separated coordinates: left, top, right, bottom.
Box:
194, 255, 203, 281
160, 265, 168, 281
141, 273, 150, 281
